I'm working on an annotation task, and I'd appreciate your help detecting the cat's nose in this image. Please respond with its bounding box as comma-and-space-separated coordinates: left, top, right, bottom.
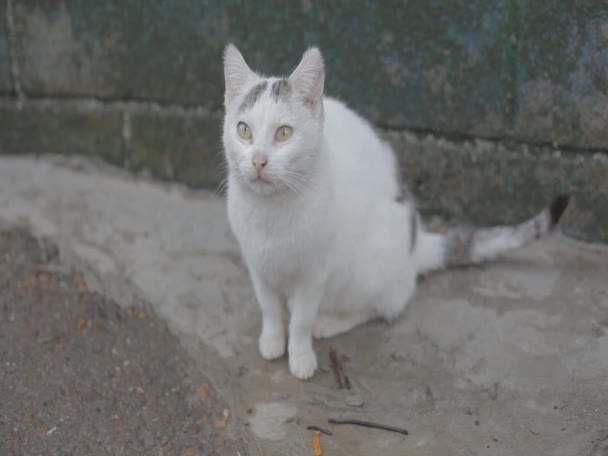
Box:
252, 151, 268, 173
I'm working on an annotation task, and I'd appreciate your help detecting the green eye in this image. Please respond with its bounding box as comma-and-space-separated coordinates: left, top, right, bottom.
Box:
275, 125, 293, 142
237, 122, 252, 140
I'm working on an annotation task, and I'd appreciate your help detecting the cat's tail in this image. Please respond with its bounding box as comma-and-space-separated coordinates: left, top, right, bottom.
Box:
415, 194, 570, 274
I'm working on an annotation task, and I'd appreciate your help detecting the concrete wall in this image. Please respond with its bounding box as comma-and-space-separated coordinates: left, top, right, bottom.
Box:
0, 2, 11, 91
0, 1, 606, 242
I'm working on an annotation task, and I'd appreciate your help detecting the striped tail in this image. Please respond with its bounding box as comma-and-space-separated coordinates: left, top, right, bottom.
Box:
416, 194, 570, 274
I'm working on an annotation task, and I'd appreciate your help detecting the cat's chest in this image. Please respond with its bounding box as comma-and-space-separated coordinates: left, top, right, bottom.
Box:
232, 207, 316, 254
228, 194, 328, 273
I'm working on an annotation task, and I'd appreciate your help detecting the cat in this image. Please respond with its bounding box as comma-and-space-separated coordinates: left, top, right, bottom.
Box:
221, 44, 570, 380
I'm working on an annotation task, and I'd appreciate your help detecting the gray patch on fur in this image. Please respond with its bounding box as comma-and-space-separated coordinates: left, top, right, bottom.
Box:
549, 194, 570, 225
444, 228, 475, 266
441, 195, 568, 269
409, 211, 418, 253
271, 79, 291, 102
395, 179, 417, 253
533, 216, 542, 239
395, 187, 406, 203
394, 165, 412, 203
239, 81, 268, 111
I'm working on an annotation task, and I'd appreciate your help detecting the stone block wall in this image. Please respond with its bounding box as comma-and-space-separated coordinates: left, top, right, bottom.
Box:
1, 1, 606, 242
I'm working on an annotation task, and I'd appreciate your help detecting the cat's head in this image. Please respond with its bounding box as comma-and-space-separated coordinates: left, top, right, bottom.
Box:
222, 44, 325, 196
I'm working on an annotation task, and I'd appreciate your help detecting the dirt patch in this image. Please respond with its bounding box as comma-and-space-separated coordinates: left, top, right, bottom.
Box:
0, 229, 247, 455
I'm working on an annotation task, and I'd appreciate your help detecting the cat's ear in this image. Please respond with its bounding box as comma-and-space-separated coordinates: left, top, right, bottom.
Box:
223, 44, 256, 106
289, 47, 325, 111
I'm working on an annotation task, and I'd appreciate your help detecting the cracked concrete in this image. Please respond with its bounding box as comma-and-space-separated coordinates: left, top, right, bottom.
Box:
1, 155, 607, 456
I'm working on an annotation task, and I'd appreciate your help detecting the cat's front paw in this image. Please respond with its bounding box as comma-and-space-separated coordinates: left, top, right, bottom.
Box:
289, 349, 318, 380
259, 331, 286, 360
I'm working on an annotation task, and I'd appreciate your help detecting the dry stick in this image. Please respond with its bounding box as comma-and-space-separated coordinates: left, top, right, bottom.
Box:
328, 418, 409, 436
329, 347, 344, 389
307, 425, 333, 436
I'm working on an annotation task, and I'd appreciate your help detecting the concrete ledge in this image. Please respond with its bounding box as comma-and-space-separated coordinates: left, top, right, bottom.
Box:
391, 131, 608, 243
2, 1, 607, 243
128, 112, 224, 188
0, 106, 123, 162
0, 100, 606, 243
0, 104, 226, 189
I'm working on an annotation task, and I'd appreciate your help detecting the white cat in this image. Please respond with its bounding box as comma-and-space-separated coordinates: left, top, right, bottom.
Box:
221, 44, 569, 380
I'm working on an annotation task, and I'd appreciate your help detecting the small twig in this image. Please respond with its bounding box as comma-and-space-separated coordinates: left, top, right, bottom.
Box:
329, 347, 344, 389
307, 425, 333, 436
328, 418, 409, 436
343, 374, 352, 390
36, 332, 64, 344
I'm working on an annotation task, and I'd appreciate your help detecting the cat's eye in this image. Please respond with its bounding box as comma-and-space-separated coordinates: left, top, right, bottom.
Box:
275, 125, 293, 142
237, 122, 252, 140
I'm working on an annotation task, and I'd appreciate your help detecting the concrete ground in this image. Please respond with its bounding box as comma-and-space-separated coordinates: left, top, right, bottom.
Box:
1, 155, 607, 456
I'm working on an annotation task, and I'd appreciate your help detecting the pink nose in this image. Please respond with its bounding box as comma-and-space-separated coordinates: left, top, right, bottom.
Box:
252, 151, 268, 173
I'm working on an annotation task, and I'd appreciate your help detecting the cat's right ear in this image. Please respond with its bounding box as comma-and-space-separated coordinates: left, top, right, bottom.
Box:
289, 47, 325, 113
223, 44, 256, 106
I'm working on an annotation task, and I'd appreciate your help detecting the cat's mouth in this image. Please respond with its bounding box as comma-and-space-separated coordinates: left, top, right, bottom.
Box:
252, 174, 272, 185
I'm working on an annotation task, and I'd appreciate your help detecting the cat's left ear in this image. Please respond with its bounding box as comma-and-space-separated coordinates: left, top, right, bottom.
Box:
223, 44, 256, 106
289, 47, 325, 112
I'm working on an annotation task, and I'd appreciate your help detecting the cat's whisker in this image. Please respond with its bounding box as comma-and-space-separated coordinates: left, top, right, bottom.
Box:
282, 167, 312, 181
282, 174, 312, 189
279, 169, 313, 194
274, 174, 299, 195
216, 177, 229, 196
276, 173, 311, 197
215, 159, 239, 196
276, 175, 307, 198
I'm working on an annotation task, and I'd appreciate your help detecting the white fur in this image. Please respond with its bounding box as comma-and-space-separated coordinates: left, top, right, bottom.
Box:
222, 46, 566, 380
222, 45, 424, 380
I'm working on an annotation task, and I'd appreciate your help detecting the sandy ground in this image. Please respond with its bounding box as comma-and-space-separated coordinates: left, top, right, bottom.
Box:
0, 229, 246, 455
0, 155, 607, 456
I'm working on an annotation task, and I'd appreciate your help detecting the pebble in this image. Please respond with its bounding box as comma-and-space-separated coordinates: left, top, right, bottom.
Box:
345, 395, 364, 407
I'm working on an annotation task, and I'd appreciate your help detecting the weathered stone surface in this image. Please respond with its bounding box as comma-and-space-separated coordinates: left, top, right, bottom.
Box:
390, 131, 608, 243
0, 3, 12, 93
1, 156, 608, 455
10, 1, 608, 149
12, 1, 227, 105
3, 1, 608, 243
230, 2, 516, 139
515, 2, 608, 149
128, 113, 224, 188
8, 1, 517, 134
0, 107, 122, 162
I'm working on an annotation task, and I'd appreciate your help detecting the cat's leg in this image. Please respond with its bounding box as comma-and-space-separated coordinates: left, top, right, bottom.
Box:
251, 274, 285, 360
312, 312, 375, 339
287, 286, 323, 380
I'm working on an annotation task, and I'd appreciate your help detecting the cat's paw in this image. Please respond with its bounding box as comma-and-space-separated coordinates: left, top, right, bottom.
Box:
289, 349, 318, 380
259, 331, 286, 360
